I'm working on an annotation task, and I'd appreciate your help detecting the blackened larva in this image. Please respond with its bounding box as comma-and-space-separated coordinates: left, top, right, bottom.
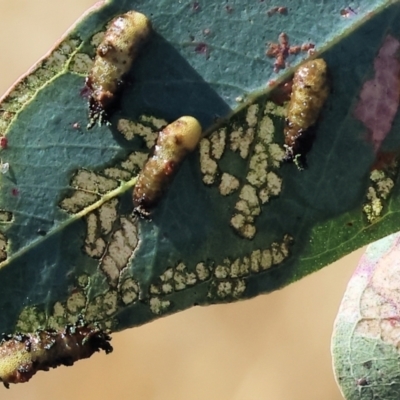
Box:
133, 116, 202, 217
0, 318, 112, 388
86, 11, 152, 128
284, 58, 329, 164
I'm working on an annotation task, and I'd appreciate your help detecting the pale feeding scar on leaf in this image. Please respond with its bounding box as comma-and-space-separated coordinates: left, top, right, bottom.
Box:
0, 34, 85, 267
148, 234, 293, 310
200, 100, 286, 240
57, 114, 174, 323
363, 153, 399, 224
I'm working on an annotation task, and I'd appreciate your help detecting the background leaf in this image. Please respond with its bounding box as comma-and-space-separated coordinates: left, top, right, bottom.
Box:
332, 233, 400, 400
0, 0, 398, 396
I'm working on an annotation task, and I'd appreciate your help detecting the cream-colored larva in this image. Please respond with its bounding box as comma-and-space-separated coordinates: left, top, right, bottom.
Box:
86, 11, 152, 128
133, 116, 202, 217
284, 58, 329, 163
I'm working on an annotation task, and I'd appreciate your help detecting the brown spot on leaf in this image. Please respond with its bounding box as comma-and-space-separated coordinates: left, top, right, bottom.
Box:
195, 42, 209, 58
266, 33, 315, 72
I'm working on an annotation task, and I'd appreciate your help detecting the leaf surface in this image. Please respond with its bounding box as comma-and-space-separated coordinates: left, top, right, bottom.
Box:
0, 0, 399, 339
332, 233, 400, 399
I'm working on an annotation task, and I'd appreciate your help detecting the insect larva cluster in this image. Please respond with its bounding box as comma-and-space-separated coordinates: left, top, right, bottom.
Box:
133, 116, 202, 217
86, 10, 152, 128
0, 319, 112, 388
284, 58, 329, 165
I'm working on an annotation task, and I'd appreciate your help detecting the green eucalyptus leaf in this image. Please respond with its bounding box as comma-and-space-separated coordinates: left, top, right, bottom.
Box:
0, 0, 399, 349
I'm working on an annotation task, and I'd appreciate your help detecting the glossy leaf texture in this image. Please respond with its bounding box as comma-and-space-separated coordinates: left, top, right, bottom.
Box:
332, 233, 400, 399
0, 0, 399, 338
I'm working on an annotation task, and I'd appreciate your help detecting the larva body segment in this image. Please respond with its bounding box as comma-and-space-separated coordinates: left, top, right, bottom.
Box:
86, 11, 152, 128
284, 58, 329, 162
0, 320, 112, 388
133, 116, 202, 217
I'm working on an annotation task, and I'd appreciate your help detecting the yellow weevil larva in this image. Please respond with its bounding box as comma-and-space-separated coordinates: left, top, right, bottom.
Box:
86, 11, 152, 128
284, 58, 329, 165
133, 116, 202, 217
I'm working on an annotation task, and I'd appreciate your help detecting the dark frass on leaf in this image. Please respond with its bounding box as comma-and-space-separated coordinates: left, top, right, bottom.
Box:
0, 318, 112, 388
85, 10, 152, 128
284, 58, 329, 169
133, 116, 202, 218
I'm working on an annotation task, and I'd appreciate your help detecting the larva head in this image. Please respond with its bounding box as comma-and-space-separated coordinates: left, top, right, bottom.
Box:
303, 58, 327, 72
166, 116, 202, 152
296, 58, 328, 95
117, 11, 152, 46
0, 338, 39, 387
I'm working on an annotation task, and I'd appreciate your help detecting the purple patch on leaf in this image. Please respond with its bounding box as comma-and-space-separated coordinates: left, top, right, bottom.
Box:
354, 35, 400, 152
195, 42, 209, 58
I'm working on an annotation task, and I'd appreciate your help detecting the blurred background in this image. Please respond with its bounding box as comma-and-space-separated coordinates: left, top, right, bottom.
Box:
0, 1, 361, 399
